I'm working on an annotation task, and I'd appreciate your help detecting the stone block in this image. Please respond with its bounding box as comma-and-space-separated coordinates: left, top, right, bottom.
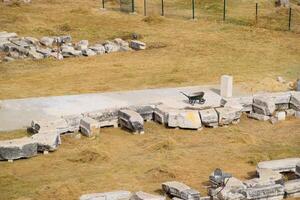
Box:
86, 109, 119, 128
130, 192, 165, 200
284, 179, 300, 198
221, 96, 253, 112
104, 41, 120, 53
296, 162, 300, 176
89, 44, 105, 55
0, 137, 37, 161
82, 49, 97, 56
30, 118, 71, 134
167, 110, 202, 130
79, 117, 101, 137
285, 109, 296, 117
220, 75, 233, 98
0, 32, 17, 39
130, 105, 155, 121
75, 40, 89, 50
61, 46, 82, 57
216, 177, 246, 200
118, 109, 144, 134
253, 96, 276, 116
31, 132, 61, 152
199, 108, 218, 128
80, 191, 132, 200
241, 184, 284, 200
130, 40, 146, 50
275, 111, 286, 121
162, 181, 200, 200
153, 105, 174, 125
290, 92, 300, 111
63, 114, 84, 132
40, 37, 54, 47
247, 112, 270, 121
257, 158, 300, 173
215, 107, 242, 126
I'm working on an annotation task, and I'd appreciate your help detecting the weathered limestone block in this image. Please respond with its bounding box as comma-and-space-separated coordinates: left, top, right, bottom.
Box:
221, 96, 253, 112
28, 49, 44, 60
244, 178, 276, 188
162, 181, 201, 200
61, 46, 82, 57
257, 169, 284, 184
63, 114, 84, 132
284, 179, 300, 198
104, 41, 120, 53
89, 44, 105, 55
168, 110, 202, 130
0, 32, 18, 39
296, 162, 300, 176
40, 37, 54, 47
257, 158, 300, 173
290, 92, 300, 111
80, 191, 132, 200
275, 111, 286, 121
56, 35, 72, 44
36, 47, 52, 58
31, 132, 61, 152
79, 117, 101, 137
30, 118, 71, 134
199, 108, 219, 128
0, 38, 11, 50
75, 40, 89, 50
114, 38, 130, 52
220, 75, 233, 98
211, 177, 246, 200
118, 109, 144, 134
10, 39, 30, 48
130, 40, 146, 50
247, 112, 270, 121
86, 109, 119, 128
268, 92, 291, 104
215, 107, 242, 126
253, 96, 276, 116
153, 105, 174, 125
24, 37, 39, 45
130, 105, 155, 121
241, 184, 284, 200
82, 49, 97, 57
0, 137, 37, 161
130, 192, 165, 200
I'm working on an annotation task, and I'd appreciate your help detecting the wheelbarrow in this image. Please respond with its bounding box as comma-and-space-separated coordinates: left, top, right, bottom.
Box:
180, 91, 206, 105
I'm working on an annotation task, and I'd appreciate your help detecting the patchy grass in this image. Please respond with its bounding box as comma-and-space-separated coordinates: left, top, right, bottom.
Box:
0, 116, 299, 200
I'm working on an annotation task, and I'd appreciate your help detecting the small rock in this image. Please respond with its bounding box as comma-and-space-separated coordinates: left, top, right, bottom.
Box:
277, 76, 285, 83
130, 40, 146, 50
275, 111, 286, 121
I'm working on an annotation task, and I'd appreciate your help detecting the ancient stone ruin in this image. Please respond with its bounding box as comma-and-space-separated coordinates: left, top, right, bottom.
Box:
0, 31, 146, 62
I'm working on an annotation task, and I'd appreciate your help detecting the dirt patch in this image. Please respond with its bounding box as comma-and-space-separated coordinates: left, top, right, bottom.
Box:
142, 16, 164, 24
67, 149, 110, 163
147, 42, 168, 49
145, 137, 177, 152
145, 167, 176, 179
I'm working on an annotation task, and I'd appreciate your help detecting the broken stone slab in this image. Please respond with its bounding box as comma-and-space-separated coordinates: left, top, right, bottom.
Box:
30, 118, 72, 135
257, 158, 300, 173
0, 32, 18, 39
63, 114, 84, 132
162, 181, 200, 200
215, 107, 242, 126
61, 46, 82, 57
257, 169, 284, 185
130, 192, 165, 200
0, 38, 11, 50
85, 109, 119, 128
104, 41, 120, 53
118, 109, 144, 134
114, 38, 131, 52
153, 104, 175, 125
24, 37, 39, 45
168, 110, 202, 130
31, 132, 61, 152
130, 40, 146, 50
221, 96, 253, 112
285, 109, 296, 117
129, 105, 155, 121
80, 191, 132, 200
247, 112, 270, 121
82, 48, 97, 57
218, 177, 246, 200
243, 178, 276, 188
253, 96, 276, 116
79, 117, 101, 137
56, 35, 72, 44
36, 47, 52, 57
89, 44, 106, 55
75, 40, 89, 50
199, 108, 219, 128
0, 137, 37, 161
241, 184, 284, 200
28, 49, 44, 60
290, 92, 300, 111
3, 56, 15, 62
40, 37, 55, 47
284, 179, 300, 198
8, 51, 24, 59
10, 38, 30, 48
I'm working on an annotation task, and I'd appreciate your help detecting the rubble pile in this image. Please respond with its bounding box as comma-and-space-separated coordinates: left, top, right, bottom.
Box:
79, 159, 300, 200
0, 31, 146, 62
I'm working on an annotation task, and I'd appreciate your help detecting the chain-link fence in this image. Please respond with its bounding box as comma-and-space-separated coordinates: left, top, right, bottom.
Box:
99, 0, 300, 33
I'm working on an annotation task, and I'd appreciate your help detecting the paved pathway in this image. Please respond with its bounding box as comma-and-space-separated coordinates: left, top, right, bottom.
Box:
0, 85, 246, 131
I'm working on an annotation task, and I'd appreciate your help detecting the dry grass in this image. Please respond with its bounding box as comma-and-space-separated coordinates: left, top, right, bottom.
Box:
0, 116, 300, 200
0, 0, 299, 99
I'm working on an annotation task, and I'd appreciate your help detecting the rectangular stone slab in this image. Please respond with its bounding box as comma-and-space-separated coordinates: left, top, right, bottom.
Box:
0, 137, 37, 160
290, 92, 300, 111
241, 184, 284, 200
199, 109, 218, 127
118, 109, 144, 134
257, 158, 300, 172
31, 132, 61, 152
80, 191, 132, 200
284, 179, 300, 198
215, 107, 242, 126
130, 192, 165, 200
80, 117, 101, 137
168, 110, 202, 130
253, 96, 276, 116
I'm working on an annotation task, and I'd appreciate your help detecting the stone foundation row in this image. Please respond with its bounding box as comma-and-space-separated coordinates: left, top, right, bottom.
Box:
79, 158, 300, 200
0, 31, 146, 62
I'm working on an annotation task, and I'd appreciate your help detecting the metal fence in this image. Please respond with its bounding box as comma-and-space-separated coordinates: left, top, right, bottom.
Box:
100, 0, 300, 32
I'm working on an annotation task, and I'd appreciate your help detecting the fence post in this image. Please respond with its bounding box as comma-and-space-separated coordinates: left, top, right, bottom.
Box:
223, 0, 226, 21
288, 7, 292, 31
192, 0, 195, 19
101, 0, 105, 9
161, 0, 164, 16
144, 0, 147, 16
255, 3, 258, 23
132, 0, 135, 13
